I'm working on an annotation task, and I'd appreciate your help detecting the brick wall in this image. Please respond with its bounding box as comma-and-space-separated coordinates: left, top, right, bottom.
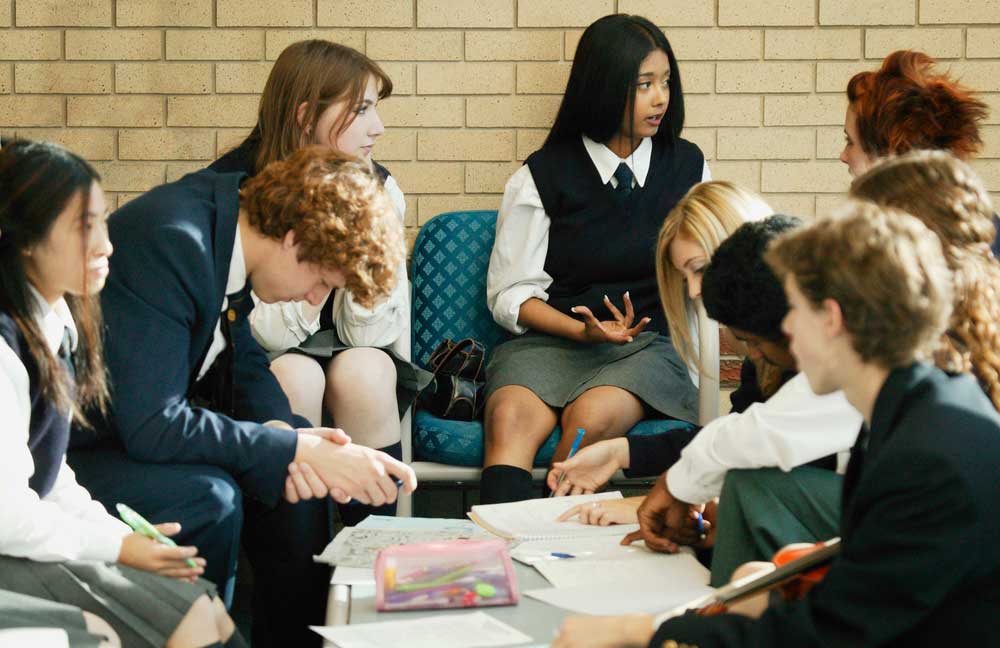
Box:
2, 0, 999, 388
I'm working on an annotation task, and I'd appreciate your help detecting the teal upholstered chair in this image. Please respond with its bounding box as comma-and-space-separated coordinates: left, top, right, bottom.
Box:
397, 210, 720, 515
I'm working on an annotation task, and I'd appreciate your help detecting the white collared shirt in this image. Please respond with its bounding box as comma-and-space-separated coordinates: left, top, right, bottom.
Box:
247, 176, 410, 351
0, 290, 131, 563
665, 372, 863, 504
486, 135, 711, 334
197, 222, 248, 380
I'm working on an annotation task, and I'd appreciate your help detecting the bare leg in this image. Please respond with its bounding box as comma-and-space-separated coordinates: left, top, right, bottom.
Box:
325, 347, 400, 448
483, 385, 558, 469
270, 353, 326, 426
554, 386, 645, 463
164, 595, 220, 648
211, 596, 237, 645
82, 611, 121, 648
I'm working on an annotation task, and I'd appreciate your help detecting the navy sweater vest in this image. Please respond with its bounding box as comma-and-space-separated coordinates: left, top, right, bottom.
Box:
0, 311, 72, 498
525, 137, 704, 337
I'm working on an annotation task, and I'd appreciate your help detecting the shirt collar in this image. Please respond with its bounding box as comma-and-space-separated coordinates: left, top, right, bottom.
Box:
227, 222, 247, 297
28, 285, 78, 355
581, 135, 652, 188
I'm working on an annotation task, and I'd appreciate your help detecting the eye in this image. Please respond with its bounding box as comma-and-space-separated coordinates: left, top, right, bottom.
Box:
637, 81, 651, 90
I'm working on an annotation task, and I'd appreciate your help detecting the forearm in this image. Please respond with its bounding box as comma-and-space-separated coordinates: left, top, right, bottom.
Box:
517, 298, 584, 342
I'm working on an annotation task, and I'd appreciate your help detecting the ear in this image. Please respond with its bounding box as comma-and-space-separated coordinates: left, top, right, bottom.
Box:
282, 229, 297, 249
821, 297, 846, 338
296, 101, 309, 129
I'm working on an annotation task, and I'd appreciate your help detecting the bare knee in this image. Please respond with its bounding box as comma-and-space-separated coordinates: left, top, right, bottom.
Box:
727, 561, 775, 619
484, 388, 555, 448
270, 353, 325, 425
211, 596, 236, 643
82, 611, 121, 648
326, 347, 396, 398
165, 595, 220, 648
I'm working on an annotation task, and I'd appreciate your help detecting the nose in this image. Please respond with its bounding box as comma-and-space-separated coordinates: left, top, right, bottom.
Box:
839, 146, 849, 166
92, 221, 113, 258
781, 313, 792, 338
687, 274, 702, 300
747, 342, 763, 361
370, 108, 385, 138
653, 84, 667, 106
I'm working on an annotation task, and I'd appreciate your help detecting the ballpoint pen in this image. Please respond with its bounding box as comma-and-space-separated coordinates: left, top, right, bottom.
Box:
116, 503, 198, 568
550, 428, 586, 497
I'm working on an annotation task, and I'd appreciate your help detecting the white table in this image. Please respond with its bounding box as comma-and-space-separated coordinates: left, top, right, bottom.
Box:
325, 554, 569, 646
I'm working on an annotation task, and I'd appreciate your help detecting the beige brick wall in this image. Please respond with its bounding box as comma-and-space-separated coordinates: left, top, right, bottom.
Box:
2, 0, 999, 231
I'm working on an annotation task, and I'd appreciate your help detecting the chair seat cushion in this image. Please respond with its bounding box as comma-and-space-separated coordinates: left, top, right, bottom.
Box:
413, 410, 696, 467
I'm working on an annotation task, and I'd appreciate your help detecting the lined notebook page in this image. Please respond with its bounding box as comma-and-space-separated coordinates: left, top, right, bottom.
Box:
468, 492, 639, 540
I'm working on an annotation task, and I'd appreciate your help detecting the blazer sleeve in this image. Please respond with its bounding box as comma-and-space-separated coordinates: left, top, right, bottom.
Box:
101, 225, 297, 507
649, 449, 979, 647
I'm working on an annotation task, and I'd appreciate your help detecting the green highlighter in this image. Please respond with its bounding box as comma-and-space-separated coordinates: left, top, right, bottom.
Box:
116, 503, 198, 568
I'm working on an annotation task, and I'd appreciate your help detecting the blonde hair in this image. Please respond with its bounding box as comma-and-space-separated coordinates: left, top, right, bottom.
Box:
850, 150, 1000, 410
655, 181, 773, 374
766, 201, 953, 369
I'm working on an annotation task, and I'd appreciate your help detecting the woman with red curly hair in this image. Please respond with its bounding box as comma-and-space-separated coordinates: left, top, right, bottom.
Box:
841, 49, 999, 255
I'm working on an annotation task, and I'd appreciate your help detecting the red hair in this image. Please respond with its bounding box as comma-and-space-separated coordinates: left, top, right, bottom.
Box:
846, 50, 988, 159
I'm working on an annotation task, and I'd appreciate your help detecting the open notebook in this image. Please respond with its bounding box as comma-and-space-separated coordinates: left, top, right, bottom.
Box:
468, 492, 639, 541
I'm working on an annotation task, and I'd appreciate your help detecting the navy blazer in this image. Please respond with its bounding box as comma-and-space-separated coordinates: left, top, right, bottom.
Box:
652, 363, 1000, 647
90, 169, 302, 507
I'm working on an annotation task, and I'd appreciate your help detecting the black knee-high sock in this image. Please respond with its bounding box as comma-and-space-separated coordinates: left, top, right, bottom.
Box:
337, 441, 403, 527
480, 464, 536, 505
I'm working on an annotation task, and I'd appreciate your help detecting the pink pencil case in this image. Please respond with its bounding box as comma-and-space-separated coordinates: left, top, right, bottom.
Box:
374, 539, 519, 612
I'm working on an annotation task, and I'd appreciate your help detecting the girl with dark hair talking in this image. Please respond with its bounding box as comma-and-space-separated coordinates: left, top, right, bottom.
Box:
482, 14, 709, 504
0, 140, 244, 647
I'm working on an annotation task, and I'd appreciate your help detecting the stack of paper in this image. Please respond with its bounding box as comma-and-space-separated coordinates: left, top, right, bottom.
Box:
311, 611, 536, 648
468, 492, 639, 541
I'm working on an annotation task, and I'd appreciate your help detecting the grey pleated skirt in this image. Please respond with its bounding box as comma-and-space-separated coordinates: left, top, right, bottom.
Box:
0, 557, 218, 648
485, 331, 699, 423
0, 589, 102, 647
274, 328, 433, 419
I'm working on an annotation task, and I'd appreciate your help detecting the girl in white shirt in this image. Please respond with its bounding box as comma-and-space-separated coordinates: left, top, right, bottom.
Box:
209, 40, 430, 524
481, 15, 710, 504
0, 140, 244, 648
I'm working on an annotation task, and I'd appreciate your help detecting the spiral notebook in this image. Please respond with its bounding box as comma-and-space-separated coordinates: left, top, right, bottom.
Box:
468, 492, 639, 541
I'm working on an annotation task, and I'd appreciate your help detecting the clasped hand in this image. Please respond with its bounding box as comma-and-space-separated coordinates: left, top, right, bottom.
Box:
284, 427, 417, 505
572, 292, 650, 345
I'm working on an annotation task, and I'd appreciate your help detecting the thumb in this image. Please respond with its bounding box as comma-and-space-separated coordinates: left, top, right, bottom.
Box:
153, 522, 182, 537
621, 530, 642, 546
302, 427, 352, 445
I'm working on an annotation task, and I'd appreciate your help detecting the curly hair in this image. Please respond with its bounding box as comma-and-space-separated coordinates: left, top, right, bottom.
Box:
702, 214, 801, 339
851, 150, 1000, 410
846, 50, 988, 159
240, 145, 404, 310
655, 181, 773, 375
766, 201, 953, 370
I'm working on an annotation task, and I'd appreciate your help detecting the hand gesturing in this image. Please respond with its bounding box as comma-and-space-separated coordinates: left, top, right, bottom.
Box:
572, 292, 650, 345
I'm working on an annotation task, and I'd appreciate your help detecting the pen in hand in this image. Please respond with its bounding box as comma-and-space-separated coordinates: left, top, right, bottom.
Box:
549, 428, 586, 498
116, 503, 198, 568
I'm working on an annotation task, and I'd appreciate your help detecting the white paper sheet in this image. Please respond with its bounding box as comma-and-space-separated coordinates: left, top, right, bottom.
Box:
469, 492, 638, 540
524, 581, 715, 616
533, 544, 709, 590
310, 611, 534, 648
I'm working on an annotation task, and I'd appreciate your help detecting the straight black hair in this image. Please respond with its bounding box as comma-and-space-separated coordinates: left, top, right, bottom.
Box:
0, 139, 108, 421
544, 14, 684, 149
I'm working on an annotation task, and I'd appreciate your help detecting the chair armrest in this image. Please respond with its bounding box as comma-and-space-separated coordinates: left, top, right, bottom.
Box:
696, 300, 720, 426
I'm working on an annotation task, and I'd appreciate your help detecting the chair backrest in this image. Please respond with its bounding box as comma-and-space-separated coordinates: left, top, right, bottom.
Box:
411, 210, 511, 368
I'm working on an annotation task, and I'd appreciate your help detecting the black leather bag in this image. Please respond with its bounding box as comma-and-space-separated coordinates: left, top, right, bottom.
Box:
419, 338, 486, 421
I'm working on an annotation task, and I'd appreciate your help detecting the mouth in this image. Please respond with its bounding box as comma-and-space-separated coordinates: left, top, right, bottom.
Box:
88, 260, 109, 277
645, 113, 663, 127
360, 144, 374, 155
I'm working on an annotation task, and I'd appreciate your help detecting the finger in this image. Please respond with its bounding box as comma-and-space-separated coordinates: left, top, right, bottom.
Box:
570, 484, 584, 496
284, 476, 299, 504
584, 488, 595, 495
625, 318, 651, 337
289, 463, 315, 500
331, 487, 351, 504
623, 291, 636, 325
556, 504, 582, 522
153, 522, 182, 537
546, 469, 561, 492
299, 462, 329, 499
603, 294, 625, 322
160, 567, 205, 580
374, 471, 398, 505
382, 457, 418, 495
642, 534, 680, 553
571, 306, 605, 332
155, 544, 199, 562
621, 530, 643, 545
556, 475, 575, 497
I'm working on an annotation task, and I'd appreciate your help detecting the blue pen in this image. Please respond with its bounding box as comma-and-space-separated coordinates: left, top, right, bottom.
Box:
695, 511, 706, 537
550, 552, 575, 559
550, 428, 586, 497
